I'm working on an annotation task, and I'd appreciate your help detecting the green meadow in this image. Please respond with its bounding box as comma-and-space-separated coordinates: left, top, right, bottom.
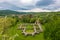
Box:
0, 10, 60, 40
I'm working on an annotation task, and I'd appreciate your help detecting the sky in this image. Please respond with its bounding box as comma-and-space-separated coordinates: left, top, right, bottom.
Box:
0, 0, 60, 12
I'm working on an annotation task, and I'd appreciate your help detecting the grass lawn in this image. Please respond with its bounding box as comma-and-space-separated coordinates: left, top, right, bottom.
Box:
0, 22, 44, 40
25, 30, 34, 34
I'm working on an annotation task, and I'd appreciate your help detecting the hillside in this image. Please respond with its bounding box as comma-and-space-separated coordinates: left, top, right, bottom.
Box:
0, 10, 27, 16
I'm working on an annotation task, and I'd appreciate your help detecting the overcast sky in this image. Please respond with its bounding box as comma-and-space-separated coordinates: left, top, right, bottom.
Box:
0, 0, 60, 11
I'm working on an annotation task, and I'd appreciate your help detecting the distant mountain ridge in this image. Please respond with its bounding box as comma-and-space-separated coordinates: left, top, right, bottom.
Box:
0, 10, 27, 16
0, 10, 60, 16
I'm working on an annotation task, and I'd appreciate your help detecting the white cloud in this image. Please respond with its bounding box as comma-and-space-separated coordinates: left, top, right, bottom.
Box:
0, 0, 60, 11
0, 7, 2, 8
17, 8, 52, 12
42, 0, 60, 10
0, 0, 5, 3
0, 7, 6, 10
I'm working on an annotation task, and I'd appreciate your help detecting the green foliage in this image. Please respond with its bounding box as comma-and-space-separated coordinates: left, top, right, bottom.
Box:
44, 14, 60, 40
0, 10, 60, 40
0, 16, 19, 34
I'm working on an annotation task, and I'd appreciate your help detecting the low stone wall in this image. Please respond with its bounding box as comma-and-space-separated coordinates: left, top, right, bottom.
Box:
18, 23, 43, 36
